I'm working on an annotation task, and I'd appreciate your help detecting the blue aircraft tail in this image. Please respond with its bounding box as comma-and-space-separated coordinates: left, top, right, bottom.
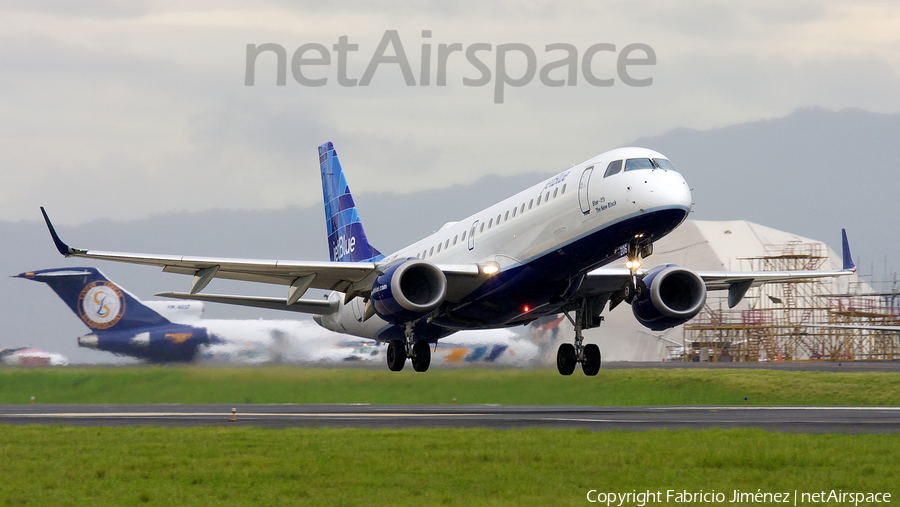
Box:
841, 229, 856, 271
319, 142, 384, 263
15, 268, 170, 332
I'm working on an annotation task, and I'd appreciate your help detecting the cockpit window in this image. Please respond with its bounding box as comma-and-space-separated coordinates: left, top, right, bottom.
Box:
653, 158, 677, 171
624, 158, 654, 171
603, 160, 622, 178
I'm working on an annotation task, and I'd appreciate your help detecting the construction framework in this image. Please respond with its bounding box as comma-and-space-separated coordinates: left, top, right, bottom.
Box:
682, 241, 900, 362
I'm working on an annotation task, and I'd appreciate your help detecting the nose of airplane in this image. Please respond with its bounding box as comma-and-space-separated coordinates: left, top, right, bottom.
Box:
650, 172, 692, 211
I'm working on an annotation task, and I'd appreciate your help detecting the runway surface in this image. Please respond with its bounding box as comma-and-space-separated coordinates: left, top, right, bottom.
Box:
1, 404, 898, 433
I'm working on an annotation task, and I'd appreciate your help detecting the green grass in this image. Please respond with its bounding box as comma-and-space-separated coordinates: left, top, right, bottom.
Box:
1, 366, 899, 405
0, 426, 897, 506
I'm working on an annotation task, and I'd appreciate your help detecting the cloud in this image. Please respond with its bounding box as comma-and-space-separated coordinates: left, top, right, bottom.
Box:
1, 1, 899, 223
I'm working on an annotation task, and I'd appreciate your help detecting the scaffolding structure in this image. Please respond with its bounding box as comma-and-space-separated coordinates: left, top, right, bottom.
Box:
682, 241, 900, 362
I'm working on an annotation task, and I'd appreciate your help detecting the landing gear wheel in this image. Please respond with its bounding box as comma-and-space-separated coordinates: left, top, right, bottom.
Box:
582, 344, 601, 376
411, 341, 431, 372
557, 343, 577, 375
622, 282, 636, 304
622, 278, 647, 304
386, 340, 406, 371
634, 278, 647, 301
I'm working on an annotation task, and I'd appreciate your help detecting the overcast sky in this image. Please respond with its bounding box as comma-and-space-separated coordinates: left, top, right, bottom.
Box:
2, 1, 900, 224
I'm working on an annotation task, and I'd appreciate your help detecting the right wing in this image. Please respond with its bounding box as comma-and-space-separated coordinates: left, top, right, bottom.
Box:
578, 229, 856, 309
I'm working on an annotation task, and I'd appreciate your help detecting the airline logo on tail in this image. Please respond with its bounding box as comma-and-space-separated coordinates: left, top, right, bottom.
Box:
333, 234, 356, 261
77, 281, 125, 329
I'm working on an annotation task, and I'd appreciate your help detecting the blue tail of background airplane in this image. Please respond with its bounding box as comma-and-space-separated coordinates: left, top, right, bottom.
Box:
319, 142, 384, 263
16, 268, 170, 331
15, 267, 211, 362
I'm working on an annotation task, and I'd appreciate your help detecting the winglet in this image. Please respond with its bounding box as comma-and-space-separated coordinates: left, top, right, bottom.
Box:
841, 229, 855, 271
40, 207, 83, 257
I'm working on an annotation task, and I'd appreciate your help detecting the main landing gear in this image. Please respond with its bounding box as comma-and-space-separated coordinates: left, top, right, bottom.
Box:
557, 298, 604, 376
386, 322, 431, 372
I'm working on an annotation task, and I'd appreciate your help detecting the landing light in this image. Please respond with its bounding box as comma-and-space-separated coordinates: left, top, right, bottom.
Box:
626, 259, 642, 270
482, 262, 500, 275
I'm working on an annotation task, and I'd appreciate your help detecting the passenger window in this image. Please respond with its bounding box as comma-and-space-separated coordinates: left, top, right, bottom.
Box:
528, 200, 533, 210
429, 247, 434, 256
521, 203, 526, 213
480, 223, 485, 233
437, 243, 442, 253
497, 214, 501, 224
423, 250, 427, 258
512, 207, 517, 218
488, 218, 493, 229
536, 196, 541, 206
553, 188, 558, 198
462, 231, 467, 241
624, 158, 654, 171
561, 184, 566, 194
445, 239, 449, 249
545, 191, 550, 202
416, 253, 420, 259
453, 235, 458, 245
653, 158, 677, 171
604, 160, 623, 177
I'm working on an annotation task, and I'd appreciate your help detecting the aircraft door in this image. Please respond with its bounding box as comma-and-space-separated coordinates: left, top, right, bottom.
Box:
578, 166, 593, 215
468, 220, 478, 250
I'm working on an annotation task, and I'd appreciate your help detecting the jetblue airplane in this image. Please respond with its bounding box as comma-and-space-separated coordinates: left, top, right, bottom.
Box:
40, 142, 856, 374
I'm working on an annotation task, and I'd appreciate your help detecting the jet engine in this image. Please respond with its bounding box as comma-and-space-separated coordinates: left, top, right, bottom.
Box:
371, 259, 448, 324
632, 264, 707, 331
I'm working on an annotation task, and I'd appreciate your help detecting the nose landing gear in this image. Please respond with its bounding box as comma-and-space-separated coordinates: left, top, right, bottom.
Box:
609, 239, 652, 311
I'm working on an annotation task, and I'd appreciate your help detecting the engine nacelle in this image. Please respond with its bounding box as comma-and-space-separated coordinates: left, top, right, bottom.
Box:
371, 259, 448, 324
632, 264, 707, 331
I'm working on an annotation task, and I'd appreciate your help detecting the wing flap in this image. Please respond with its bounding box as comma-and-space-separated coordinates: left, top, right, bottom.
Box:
156, 292, 339, 315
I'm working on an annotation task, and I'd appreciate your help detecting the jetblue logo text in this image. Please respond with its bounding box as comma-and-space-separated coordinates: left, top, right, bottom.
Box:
245, 30, 656, 103
333, 235, 357, 260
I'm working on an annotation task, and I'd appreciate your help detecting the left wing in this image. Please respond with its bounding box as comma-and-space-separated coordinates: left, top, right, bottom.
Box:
41, 207, 484, 311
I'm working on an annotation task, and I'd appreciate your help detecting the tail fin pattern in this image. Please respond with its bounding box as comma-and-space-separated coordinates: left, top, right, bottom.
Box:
319, 142, 383, 263
16, 268, 170, 331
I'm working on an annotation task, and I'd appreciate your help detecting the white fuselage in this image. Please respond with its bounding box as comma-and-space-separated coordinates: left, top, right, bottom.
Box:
316, 147, 692, 341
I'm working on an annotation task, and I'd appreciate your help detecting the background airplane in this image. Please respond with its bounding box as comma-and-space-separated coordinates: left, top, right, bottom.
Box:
16, 267, 538, 365
40, 142, 855, 375
0, 347, 68, 366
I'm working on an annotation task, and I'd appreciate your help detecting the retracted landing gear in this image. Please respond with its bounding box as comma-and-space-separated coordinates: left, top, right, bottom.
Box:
386, 322, 431, 372
558, 298, 604, 376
